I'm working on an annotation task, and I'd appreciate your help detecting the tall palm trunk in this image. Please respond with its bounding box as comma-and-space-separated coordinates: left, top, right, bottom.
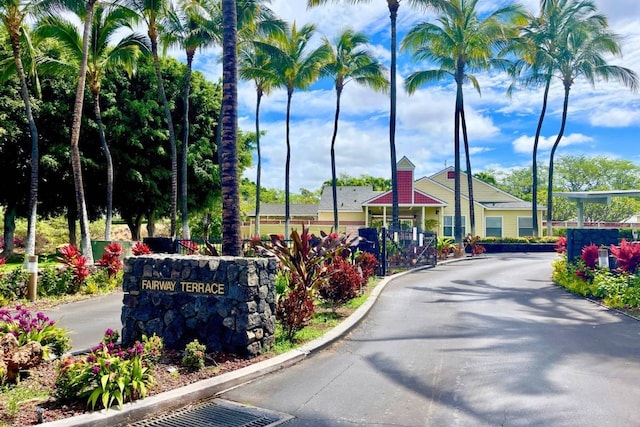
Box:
149, 25, 178, 238
532, 76, 551, 237
8, 28, 38, 263
254, 88, 263, 237
91, 90, 113, 241
284, 89, 292, 239
70, 0, 98, 264
221, 0, 242, 256
388, 1, 399, 230
1, 203, 17, 258
460, 103, 475, 236
181, 49, 195, 239
453, 70, 463, 245
546, 83, 571, 236
330, 85, 343, 232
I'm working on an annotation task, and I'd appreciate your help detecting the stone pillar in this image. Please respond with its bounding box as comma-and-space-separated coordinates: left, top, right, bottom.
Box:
121, 255, 277, 358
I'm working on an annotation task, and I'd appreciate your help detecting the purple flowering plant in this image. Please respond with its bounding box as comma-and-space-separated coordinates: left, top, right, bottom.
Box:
0, 305, 70, 357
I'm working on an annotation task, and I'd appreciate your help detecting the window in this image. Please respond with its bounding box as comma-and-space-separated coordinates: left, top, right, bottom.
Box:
444, 215, 466, 237
518, 217, 533, 237
485, 217, 502, 238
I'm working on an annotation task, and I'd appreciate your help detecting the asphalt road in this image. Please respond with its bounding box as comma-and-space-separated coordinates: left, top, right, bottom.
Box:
43, 290, 124, 353
221, 253, 640, 427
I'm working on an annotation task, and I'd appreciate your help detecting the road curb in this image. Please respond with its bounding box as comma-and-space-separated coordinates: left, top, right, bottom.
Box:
41, 260, 462, 426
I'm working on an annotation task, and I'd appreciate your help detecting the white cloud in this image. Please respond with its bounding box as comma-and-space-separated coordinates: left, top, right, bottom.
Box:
512, 133, 594, 154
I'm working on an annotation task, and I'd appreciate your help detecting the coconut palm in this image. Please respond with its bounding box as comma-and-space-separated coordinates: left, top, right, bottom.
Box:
220, 0, 242, 255
402, 0, 524, 244
541, 1, 638, 236
510, 0, 606, 237
321, 29, 388, 231
0, 0, 41, 263
239, 40, 278, 238
254, 22, 331, 238
161, 0, 216, 239
125, 0, 179, 238
308, 0, 446, 231
36, 4, 147, 241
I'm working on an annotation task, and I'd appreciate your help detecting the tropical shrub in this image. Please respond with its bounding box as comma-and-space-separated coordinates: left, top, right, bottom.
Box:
319, 256, 363, 309
555, 236, 567, 254
182, 339, 206, 371
276, 283, 315, 341
142, 334, 164, 368
132, 242, 152, 256
251, 227, 357, 341
356, 251, 379, 281
56, 245, 89, 291
97, 243, 123, 278
54, 329, 153, 410
580, 244, 600, 269
610, 239, 640, 274
436, 236, 454, 259
0, 306, 70, 358
38, 265, 74, 297
465, 235, 485, 256
0, 267, 28, 302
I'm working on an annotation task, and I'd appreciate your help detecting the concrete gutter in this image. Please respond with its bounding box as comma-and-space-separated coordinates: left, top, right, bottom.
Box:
41, 260, 461, 426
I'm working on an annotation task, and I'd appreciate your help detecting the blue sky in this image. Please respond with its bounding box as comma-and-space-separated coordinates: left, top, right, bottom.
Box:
191, 0, 640, 193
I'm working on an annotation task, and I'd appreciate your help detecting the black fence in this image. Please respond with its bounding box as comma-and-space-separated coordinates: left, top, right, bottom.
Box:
145, 228, 437, 277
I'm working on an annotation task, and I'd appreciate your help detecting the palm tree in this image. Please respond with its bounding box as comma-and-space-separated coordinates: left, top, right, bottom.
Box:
510, 0, 605, 237
36, 4, 146, 241
220, 0, 242, 256
161, 0, 216, 240
308, 0, 446, 231
321, 29, 388, 232
541, 1, 638, 236
126, 0, 179, 238
239, 40, 278, 238
0, 0, 41, 263
254, 22, 331, 238
402, 0, 524, 244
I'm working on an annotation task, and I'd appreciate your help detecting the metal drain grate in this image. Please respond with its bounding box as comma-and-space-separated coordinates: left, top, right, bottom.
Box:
128, 398, 294, 427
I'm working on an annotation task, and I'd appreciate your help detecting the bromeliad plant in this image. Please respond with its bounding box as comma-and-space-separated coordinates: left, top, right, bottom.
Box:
97, 243, 123, 278
0, 305, 71, 358
57, 245, 89, 291
132, 242, 152, 256
54, 329, 156, 410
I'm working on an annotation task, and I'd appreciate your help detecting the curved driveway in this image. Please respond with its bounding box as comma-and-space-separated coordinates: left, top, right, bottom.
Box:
222, 253, 640, 426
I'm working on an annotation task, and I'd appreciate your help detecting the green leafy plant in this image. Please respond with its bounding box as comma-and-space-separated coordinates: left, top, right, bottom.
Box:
0, 306, 71, 358
84, 269, 122, 295
54, 329, 153, 410
181, 339, 206, 371
436, 236, 455, 259
38, 266, 74, 297
142, 334, 164, 368
0, 267, 28, 301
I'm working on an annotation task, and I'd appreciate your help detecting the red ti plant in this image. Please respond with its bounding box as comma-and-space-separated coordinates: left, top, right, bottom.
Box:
356, 251, 379, 281
610, 239, 640, 274
132, 242, 151, 256
98, 243, 123, 278
251, 226, 358, 341
555, 237, 567, 254
0, 257, 5, 279
580, 244, 600, 270
57, 245, 89, 288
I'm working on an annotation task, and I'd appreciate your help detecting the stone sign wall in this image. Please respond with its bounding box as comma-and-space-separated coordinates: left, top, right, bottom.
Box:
121, 255, 277, 358
566, 228, 619, 265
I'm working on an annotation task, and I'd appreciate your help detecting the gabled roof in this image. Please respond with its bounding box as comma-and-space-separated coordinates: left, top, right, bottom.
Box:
481, 201, 545, 210
429, 166, 523, 202
318, 186, 380, 212
363, 189, 446, 206
251, 203, 318, 217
